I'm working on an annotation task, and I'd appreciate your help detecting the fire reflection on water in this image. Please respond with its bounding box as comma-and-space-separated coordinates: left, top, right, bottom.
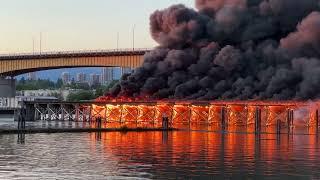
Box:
88, 131, 320, 178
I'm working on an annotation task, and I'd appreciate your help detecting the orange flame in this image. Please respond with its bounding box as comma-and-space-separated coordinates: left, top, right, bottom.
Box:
91, 98, 320, 129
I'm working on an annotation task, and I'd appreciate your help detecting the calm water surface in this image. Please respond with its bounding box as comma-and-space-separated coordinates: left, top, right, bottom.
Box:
0, 131, 319, 179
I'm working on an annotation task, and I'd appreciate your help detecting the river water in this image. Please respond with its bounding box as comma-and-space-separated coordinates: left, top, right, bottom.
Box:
0, 131, 319, 179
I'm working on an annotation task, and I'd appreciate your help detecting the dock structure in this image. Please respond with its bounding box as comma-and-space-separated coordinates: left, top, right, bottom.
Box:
20, 101, 320, 132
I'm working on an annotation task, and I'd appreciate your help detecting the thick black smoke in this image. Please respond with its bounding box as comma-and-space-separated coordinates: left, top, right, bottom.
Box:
107, 0, 320, 100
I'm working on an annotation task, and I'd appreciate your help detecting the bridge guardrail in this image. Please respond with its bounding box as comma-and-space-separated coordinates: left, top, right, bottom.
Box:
0, 48, 152, 58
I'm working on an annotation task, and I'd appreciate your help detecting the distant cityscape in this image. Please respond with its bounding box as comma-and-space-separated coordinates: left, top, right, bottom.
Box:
24, 67, 133, 86
12, 67, 133, 101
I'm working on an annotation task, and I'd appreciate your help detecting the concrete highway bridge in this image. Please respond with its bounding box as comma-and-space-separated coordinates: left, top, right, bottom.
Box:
0, 48, 149, 76
0, 48, 149, 97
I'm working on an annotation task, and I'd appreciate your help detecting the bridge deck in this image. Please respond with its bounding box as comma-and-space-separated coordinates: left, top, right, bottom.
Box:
0, 49, 149, 76
0, 49, 150, 60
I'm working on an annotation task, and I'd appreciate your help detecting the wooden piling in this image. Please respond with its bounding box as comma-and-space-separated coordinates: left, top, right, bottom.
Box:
255, 107, 261, 133
162, 116, 169, 129
316, 109, 319, 132
287, 109, 291, 133
189, 105, 192, 129
276, 119, 281, 134
221, 107, 226, 130
290, 109, 294, 132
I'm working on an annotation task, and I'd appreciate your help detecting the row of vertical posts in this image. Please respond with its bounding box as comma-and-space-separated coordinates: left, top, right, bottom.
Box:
221, 106, 262, 132
219, 106, 295, 134
275, 108, 294, 134
221, 106, 262, 133
34, 103, 87, 121
30, 103, 320, 133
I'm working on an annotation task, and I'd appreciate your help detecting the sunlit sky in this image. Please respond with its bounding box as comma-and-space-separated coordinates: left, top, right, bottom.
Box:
0, 0, 193, 54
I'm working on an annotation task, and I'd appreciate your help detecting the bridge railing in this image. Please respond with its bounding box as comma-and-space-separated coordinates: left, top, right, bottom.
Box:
0, 48, 152, 58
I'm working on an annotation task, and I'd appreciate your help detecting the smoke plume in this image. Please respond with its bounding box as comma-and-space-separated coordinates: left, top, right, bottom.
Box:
106, 0, 320, 100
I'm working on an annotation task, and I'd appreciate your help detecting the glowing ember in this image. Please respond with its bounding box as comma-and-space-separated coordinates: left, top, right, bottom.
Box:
190, 105, 209, 125
227, 105, 247, 126
266, 106, 289, 126
155, 104, 173, 126
172, 105, 191, 125
247, 106, 258, 126
106, 105, 122, 123
208, 106, 224, 126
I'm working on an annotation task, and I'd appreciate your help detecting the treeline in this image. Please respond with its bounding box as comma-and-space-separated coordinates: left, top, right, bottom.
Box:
66, 81, 119, 101
16, 78, 63, 91
16, 78, 119, 101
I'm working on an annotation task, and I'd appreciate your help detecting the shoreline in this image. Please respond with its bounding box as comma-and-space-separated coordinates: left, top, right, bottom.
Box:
0, 127, 319, 136
0, 127, 176, 134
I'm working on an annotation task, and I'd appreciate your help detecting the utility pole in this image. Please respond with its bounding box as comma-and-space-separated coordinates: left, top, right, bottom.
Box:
32, 37, 35, 55
132, 24, 135, 51
39, 32, 42, 55
117, 32, 119, 50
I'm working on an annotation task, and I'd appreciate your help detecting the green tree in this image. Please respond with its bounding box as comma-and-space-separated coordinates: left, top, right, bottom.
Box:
56, 78, 63, 89
16, 78, 66, 90
20, 77, 26, 85
67, 90, 95, 102
95, 85, 107, 97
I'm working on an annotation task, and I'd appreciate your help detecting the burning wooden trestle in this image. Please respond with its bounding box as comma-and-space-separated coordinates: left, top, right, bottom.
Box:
26, 101, 320, 131
89, 101, 320, 129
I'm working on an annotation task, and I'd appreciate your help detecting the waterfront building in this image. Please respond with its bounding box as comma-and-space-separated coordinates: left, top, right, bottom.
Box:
17, 89, 80, 101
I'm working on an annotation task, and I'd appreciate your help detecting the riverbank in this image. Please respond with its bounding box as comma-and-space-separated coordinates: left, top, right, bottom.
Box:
0, 127, 176, 134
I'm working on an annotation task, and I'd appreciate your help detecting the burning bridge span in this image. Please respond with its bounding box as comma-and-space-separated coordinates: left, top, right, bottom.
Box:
26, 100, 320, 133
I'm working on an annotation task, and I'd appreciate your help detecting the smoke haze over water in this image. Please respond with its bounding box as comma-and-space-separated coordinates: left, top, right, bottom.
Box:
107, 0, 320, 101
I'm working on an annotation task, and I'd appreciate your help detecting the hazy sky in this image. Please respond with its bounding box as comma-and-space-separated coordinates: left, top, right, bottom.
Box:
0, 0, 193, 54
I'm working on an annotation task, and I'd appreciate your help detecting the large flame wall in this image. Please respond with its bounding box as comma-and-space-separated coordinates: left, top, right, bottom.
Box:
89, 102, 320, 129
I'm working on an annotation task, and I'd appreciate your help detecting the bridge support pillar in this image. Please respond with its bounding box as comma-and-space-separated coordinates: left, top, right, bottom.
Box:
287, 109, 294, 133
255, 107, 261, 133
25, 104, 35, 121
0, 78, 15, 97
221, 107, 226, 130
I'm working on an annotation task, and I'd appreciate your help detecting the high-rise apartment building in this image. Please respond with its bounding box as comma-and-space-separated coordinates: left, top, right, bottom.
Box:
102, 67, 114, 84
27, 72, 37, 81
76, 73, 87, 83
89, 74, 101, 86
61, 72, 71, 84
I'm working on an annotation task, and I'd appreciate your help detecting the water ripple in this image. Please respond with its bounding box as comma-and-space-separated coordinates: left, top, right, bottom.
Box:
0, 132, 319, 179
